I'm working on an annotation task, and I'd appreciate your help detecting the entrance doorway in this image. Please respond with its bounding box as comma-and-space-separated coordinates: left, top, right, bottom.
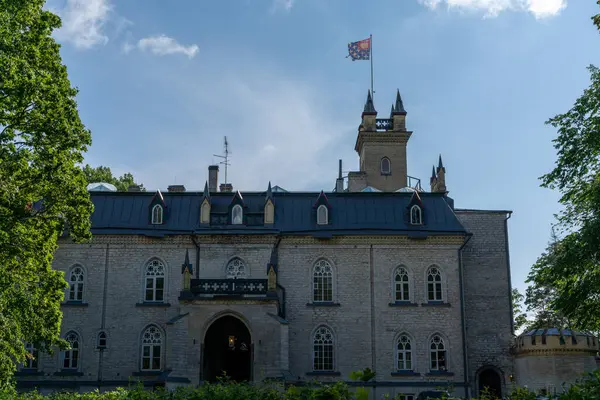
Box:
203, 315, 252, 382
478, 368, 502, 399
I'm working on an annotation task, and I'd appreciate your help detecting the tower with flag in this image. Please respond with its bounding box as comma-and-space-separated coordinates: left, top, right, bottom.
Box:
347, 35, 374, 99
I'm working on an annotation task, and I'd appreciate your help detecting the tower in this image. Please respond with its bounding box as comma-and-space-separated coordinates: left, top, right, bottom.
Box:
430, 155, 447, 194
351, 89, 413, 192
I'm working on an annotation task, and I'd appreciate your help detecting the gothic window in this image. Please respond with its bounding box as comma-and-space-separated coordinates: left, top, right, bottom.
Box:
62, 331, 80, 370
68, 265, 84, 302
381, 157, 391, 175
151, 204, 163, 224
141, 325, 163, 371
427, 266, 443, 302
397, 334, 413, 370
430, 335, 446, 371
317, 204, 328, 225
24, 343, 38, 370
226, 258, 246, 279
144, 259, 165, 302
232, 204, 243, 225
410, 205, 422, 225
97, 332, 107, 349
313, 326, 334, 371
313, 259, 333, 302
394, 266, 410, 302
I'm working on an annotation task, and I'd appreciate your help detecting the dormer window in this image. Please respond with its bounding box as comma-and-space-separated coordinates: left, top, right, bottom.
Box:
232, 204, 243, 225
410, 205, 422, 225
381, 157, 391, 175
317, 205, 328, 225
151, 204, 163, 225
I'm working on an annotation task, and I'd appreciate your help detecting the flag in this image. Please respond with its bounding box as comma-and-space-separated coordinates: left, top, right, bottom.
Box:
347, 38, 371, 61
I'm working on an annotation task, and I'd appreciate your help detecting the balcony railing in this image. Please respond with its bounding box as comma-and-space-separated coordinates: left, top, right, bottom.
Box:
190, 279, 268, 296
376, 118, 393, 131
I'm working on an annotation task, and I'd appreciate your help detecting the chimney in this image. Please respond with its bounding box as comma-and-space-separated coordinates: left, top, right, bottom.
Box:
336, 159, 344, 192
167, 185, 186, 193
219, 183, 233, 193
208, 165, 219, 192
127, 185, 141, 192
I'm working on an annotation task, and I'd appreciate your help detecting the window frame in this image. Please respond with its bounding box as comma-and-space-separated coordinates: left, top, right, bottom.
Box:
396, 334, 413, 371
67, 265, 85, 302
231, 204, 243, 225
312, 325, 335, 372
97, 331, 107, 349
394, 266, 411, 302
23, 342, 39, 370
381, 157, 391, 175
144, 258, 166, 303
410, 205, 422, 225
62, 331, 80, 370
226, 257, 247, 279
316, 204, 328, 225
429, 334, 447, 372
312, 259, 334, 303
151, 204, 163, 225
141, 325, 163, 372
426, 266, 443, 302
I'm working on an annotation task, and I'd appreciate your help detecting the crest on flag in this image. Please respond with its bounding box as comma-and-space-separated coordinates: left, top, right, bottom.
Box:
347, 38, 371, 61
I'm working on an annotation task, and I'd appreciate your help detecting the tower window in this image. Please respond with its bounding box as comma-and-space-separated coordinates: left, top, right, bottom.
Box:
97, 332, 107, 348
317, 205, 328, 225
381, 157, 391, 175
151, 204, 163, 224
232, 204, 243, 225
410, 205, 422, 225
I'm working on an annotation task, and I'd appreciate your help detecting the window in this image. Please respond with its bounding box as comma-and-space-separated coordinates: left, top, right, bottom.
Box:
410, 205, 422, 225
68, 265, 84, 302
394, 267, 410, 302
317, 205, 328, 225
226, 258, 246, 279
381, 157, 391, 174
141, 325, 162, 371
427, 266, 443, 302
430, 335, 446, 371
151, 204, 163, 224
313, 259, 333, 302
63, 332, 80, 370
24, 343, 38, 370
396, 334, 412, 370
313, 326, 334, 371
97, 332, 107, 349
232, 204, 243, 225
144, 259, 165, 302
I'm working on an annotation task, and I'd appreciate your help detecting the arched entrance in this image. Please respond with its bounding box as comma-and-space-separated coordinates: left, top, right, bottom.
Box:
478, 368, 502, 399
203, 315, 252, 382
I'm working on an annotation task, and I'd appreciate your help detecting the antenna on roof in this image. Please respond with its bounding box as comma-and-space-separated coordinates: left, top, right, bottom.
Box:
213, 136, 231, 184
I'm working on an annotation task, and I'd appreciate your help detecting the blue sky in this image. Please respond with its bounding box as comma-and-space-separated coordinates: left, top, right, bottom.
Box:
47, 0, 599, 297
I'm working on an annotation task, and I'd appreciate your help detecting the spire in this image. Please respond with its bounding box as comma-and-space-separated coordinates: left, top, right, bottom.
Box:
181, 249, 192, 274
438, 154, 444, 170
184, 249, 190, 266
363, 90, 376, 114
431, 165, 436, 179
393, 89, 407, 114
390, 104, 395, 119
266, 181, 273, 201
203, 181, 210, 199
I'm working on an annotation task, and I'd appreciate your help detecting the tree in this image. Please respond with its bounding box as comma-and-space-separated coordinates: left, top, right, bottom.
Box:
512, 288, 529, 333
0, 0, 93, 387
526, 5, 600, 331
82, 164, 145, 192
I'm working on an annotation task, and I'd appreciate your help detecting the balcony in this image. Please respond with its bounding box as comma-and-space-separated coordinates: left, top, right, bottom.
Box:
189, 279, 269, 297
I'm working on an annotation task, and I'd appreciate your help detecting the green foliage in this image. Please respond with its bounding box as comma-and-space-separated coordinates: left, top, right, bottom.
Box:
82, 165, 145, 192
0, 0, 93, 388
512, 288, 529, 332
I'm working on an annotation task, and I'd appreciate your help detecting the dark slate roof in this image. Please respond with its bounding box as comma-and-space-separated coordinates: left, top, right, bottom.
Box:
88, 191, 467, 238
522, 328, 596, 337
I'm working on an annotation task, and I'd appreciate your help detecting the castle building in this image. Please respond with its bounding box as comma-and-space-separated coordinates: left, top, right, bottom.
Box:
16, 91, 516, 399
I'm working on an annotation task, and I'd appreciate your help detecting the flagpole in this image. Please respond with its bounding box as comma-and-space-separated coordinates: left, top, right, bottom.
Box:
370, 34, 374, 101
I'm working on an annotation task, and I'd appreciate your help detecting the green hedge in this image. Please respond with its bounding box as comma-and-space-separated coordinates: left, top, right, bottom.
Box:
3, 369, 600, 400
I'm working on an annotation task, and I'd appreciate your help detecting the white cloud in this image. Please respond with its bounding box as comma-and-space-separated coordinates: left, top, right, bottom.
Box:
270, 0, 295, 13
54, 0, 111, 49
137, 35, 199, 58
418, 0, 567, 18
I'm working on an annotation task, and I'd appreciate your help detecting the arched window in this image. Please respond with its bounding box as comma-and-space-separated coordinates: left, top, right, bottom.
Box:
144, 259, 165, 302
24, 343, 38, 370
396, 334, 413, 370
232, 204, 243, 225
381, 157, 391, 175
313, 326, 334, 371
427, 266, 443, 302
62, 332, 80, 370
226, 258, 246, 279
430, 335, 446, 371
141, 325, 163, 371
151, 204, 163, 224
394, 267, 410, 302
317, 205, 328, 225
97, 332, 107, 349
68, 265, 84, 302
313, 259, 333, 302
410, 205, 422, 225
